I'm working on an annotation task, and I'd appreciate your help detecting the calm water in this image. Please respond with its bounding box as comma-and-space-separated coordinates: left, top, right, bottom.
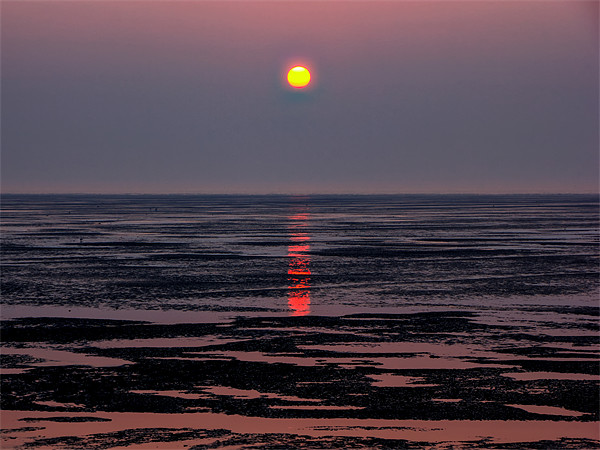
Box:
1, 194, 598, 321
1, 194, 599, 448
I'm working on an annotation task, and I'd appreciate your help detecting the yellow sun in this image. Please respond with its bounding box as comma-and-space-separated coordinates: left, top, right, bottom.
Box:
287, 66, 311, 88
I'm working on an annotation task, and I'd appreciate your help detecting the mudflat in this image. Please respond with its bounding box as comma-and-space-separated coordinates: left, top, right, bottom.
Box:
2, 308, 599, 448
1, 194, 598, 448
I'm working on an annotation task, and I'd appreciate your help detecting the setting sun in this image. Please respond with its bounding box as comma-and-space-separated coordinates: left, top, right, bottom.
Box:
287, 66, 311, 88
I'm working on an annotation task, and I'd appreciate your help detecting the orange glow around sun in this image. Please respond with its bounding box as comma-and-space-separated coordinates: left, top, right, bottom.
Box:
287, 66, 311, 88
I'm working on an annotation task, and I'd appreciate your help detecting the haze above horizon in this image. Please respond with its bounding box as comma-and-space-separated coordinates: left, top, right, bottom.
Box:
2, 1, 598, 195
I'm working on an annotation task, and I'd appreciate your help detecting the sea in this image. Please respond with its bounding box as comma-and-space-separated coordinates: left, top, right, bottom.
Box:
1, 194, 599, 448
1, 194, 598, 321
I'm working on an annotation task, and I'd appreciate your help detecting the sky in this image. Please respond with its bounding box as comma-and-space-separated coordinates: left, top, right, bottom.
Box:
2, 1, 598, 194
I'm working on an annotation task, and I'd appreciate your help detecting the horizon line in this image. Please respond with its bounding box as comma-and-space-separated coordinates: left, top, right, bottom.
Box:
2, 191, 599, 196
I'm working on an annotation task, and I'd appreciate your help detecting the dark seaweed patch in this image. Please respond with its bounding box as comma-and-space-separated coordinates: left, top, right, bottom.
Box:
20, 416, 111, 423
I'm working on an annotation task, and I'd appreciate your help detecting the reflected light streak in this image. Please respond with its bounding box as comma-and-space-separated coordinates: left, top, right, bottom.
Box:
289, 213, 309, 221
289, 244, 310, 255
290, 234, 310, 242
288, 211, 311, 316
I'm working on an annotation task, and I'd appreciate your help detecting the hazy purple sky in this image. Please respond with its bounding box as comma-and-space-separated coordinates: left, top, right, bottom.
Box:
2, 1, 598, 194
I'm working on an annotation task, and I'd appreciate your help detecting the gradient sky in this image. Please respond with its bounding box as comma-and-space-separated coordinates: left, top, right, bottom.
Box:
2, 1, 598, 194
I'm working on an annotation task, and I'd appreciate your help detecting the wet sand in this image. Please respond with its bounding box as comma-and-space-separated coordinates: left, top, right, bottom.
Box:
2, 194, 598, 448
2, 310, 598, 449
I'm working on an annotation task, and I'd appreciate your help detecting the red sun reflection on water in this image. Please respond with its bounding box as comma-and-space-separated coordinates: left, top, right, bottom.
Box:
288, 213, 311, 316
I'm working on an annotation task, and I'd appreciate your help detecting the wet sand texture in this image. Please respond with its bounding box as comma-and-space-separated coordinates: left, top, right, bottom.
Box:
2, 312, 599, 448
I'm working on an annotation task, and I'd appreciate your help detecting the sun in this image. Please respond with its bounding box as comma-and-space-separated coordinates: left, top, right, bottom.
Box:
287, 66, 311, 88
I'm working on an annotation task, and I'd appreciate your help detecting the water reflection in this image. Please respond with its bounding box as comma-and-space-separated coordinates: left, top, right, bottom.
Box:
288, 212, 311, 316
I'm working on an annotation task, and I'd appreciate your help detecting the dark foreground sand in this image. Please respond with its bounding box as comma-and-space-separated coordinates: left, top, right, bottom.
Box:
1, 309, 599, 449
